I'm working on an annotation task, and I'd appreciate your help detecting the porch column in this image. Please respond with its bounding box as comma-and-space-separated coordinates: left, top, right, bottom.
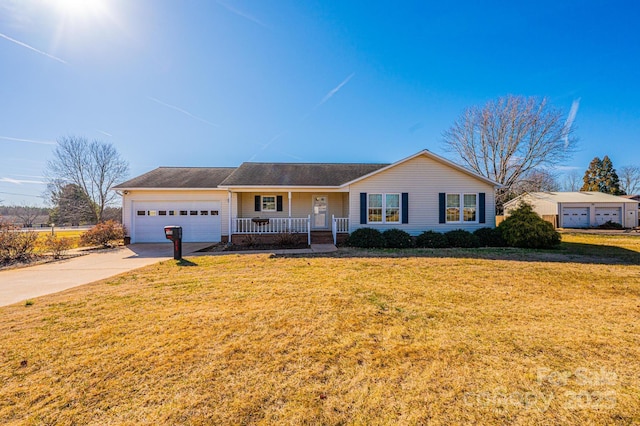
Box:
228, 190, 232, 244
288, 191, 292, 232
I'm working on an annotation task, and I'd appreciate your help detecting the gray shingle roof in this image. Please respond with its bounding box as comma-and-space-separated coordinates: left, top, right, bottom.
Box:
219, 163, 389, 186
113, 167, 236, 189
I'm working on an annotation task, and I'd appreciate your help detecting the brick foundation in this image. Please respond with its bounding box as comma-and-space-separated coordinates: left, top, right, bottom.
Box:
229, 232, 349, 247
231, 233, 309, 246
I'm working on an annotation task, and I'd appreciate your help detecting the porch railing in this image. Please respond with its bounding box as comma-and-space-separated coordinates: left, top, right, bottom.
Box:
233, 216, 312, 245
331, 215, 349, 245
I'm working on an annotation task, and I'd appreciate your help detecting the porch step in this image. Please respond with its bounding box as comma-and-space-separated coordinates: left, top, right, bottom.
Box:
311, 231, 334, 244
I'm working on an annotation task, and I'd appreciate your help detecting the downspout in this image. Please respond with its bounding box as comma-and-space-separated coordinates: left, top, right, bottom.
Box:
115, 190, 130, 243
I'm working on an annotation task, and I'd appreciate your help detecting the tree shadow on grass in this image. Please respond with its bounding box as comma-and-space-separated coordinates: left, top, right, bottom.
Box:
176, 259, 198, 267
279, 243, 640, 265
556, 242, 640, 265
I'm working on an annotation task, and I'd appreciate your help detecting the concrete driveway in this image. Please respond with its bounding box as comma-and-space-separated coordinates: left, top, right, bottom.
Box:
0, 243, 213, 307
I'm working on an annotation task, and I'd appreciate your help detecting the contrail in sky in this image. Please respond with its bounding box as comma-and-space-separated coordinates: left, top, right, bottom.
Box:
97, 130, 113, 137
0, 177, 47, 185
248, 131, 287, 161
0, 136, 57, 145
14, 174, 47, 179
0, 191, 44, 199
317, 73, 355, 107
564, 98, 580, 148
247, 73, 354, 162
262, 131, 287, 149
216, 0, 271, 29
148, 96, 220, 127
0, 32, 67, 64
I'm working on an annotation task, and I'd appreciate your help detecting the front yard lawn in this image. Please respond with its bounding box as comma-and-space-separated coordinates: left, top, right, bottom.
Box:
0, 234, 638, 424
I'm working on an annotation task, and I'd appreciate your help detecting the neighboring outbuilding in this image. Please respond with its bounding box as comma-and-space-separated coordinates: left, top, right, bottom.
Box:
621, 194, 640, 202
504, 192, 639, 229
113, 150, 500, 244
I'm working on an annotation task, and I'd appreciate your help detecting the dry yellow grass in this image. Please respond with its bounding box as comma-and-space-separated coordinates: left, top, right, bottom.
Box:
561, 231, 640, 252
33, 230, 86, 253
1, 235, 639, 425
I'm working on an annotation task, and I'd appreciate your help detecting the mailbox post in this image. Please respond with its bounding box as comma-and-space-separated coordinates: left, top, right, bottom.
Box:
164, 226, 183, 260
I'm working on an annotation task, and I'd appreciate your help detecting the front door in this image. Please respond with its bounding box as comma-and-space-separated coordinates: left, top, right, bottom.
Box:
312, 195, 328, 229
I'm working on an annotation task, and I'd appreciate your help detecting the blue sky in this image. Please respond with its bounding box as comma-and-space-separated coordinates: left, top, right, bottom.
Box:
1, 0, 639, 206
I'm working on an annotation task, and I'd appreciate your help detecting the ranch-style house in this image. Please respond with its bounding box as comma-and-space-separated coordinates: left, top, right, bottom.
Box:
114, 150, 500, 245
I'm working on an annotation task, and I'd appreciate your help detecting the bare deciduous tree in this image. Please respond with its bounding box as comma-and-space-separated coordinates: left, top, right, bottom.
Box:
0, 205, 49, 227
513, 169, 560, 193
46, 136, 129, 223
619, 165, 640, 195
561, 170, 582, 192
13, 205, 44, 227
443, 95, 577, 211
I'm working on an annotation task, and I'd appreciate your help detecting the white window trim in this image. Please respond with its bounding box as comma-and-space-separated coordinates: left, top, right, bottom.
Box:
367, 193, 401, 224
261, 195, 277, 212
446, 192, 479, 223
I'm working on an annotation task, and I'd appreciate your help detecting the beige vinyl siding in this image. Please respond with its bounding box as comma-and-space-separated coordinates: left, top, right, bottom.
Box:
122, 190, 230, 236
505, 195, 558, 216
238, 192, 347, 219
348, 155, 496, 234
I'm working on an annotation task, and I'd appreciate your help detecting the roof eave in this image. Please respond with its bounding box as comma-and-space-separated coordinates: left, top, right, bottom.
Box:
113, 187, 225, 191
218, 185, 346, 190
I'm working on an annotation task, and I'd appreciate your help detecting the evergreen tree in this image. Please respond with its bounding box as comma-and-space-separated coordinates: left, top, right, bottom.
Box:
581, 157, 603, 191
580, 156, 624, 195
49, 184, 96, 226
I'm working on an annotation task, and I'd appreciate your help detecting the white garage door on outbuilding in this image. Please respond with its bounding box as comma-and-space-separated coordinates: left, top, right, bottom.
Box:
562, 207, 590, 228
132, 201, 221, 243
594, 207, 621, 226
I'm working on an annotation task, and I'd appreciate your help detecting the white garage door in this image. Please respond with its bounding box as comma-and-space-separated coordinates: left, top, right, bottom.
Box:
132, 201, 221, 243
562, 207, 590, 228
595, 207, 621, 226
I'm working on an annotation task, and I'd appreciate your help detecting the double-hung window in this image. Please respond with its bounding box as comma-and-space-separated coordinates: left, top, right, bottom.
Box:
368, 193, 400, 224
261, 196, 276, 212
463, 194, 477, 222
446, 194, 460, 222
385, 194, 400, 222
368, 194, 383, 223
446, 193, 477, 223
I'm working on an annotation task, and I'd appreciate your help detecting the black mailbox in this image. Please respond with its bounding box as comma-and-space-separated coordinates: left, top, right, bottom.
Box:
164, 225, 182, 260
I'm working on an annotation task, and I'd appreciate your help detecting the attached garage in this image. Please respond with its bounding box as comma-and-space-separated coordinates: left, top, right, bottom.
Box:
594, 207, 621, 226
562, 207, 590, 228
113, 167, 236, 244
132, 201, 221, 243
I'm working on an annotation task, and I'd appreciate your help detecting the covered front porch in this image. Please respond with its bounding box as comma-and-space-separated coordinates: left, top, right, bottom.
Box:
227, 191, 350, 245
